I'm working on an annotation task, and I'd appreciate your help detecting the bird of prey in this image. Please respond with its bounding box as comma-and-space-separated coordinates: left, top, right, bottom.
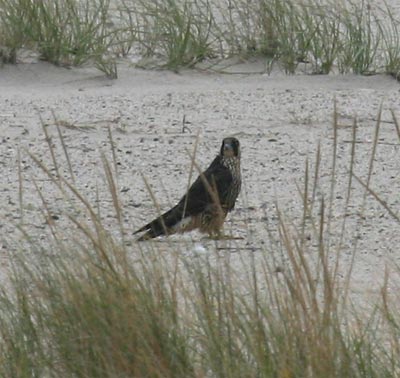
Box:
134, 137, 241, 241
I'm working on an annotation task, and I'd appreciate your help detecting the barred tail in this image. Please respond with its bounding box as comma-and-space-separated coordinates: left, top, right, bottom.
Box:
134, 205, 182, 241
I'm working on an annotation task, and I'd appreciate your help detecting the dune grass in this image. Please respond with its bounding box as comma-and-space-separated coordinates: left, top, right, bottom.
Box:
120, 0, 215, 69
0, 0, 117, 76
1, 0, 400, 77
0, 109, 400, 377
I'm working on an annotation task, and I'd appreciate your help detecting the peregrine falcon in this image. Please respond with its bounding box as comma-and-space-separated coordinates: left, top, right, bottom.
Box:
134, 137, 241, 241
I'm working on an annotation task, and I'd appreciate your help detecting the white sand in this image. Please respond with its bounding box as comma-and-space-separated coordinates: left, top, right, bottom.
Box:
1, 60, 400, 306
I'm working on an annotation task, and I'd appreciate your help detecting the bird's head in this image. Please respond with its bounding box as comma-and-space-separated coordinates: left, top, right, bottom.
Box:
221, 137, 240, 158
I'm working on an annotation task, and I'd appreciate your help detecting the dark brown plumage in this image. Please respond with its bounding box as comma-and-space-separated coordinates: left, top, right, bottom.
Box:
134, 137, 241, 241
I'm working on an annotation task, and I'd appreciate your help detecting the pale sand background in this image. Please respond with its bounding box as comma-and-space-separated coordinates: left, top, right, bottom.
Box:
1, 59, 400, 306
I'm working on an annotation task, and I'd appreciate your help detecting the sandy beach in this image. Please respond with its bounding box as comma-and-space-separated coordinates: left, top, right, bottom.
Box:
1, 60, 400, 306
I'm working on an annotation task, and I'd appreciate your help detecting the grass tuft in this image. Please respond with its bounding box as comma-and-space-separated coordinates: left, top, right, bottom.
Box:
122, 0, 215, 69
0, 0, 117, 76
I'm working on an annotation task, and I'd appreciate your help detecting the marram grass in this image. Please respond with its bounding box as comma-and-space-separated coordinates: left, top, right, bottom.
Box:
1, 0, 400, 77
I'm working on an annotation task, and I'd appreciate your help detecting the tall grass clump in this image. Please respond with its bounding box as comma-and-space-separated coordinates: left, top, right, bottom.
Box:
119, 0, 214, 69
210, 0, 391, 74
338, 0, 381, 74
1, 109, 400, 376
378, 2, 400, 80
301, 3, 342, 74
254, 0, 308, 73
252, 0, 386, 74
0, 0, 117, 76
